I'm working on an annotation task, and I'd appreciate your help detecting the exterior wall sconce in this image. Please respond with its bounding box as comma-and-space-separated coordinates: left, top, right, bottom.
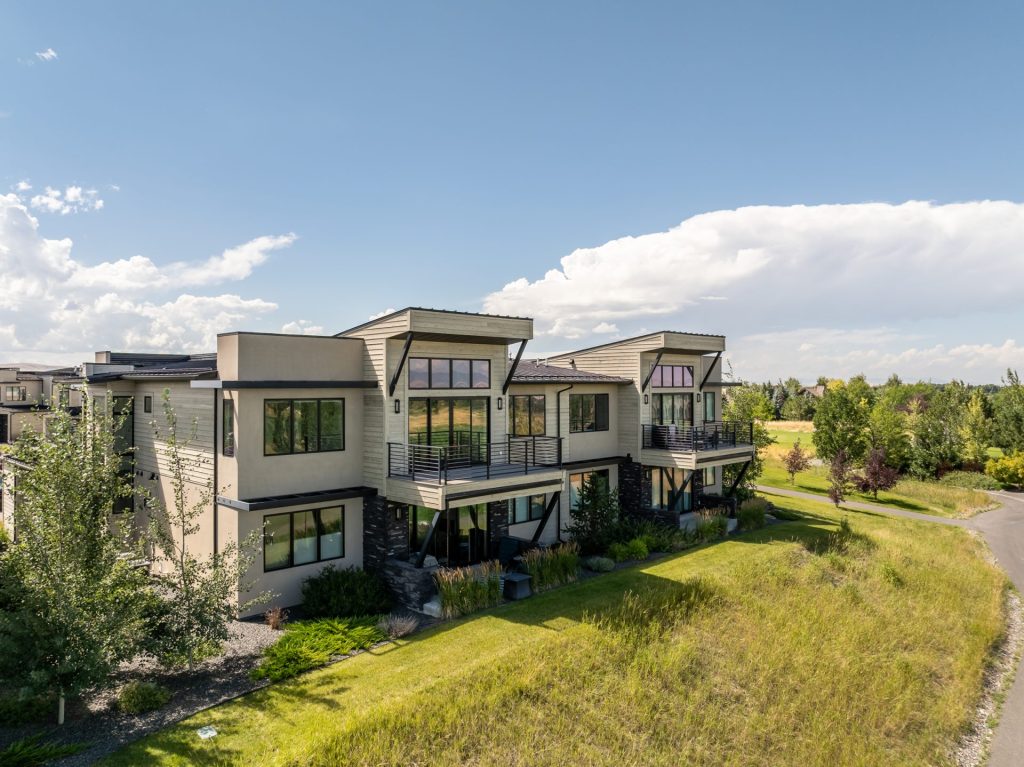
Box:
496, 397, 503, 410
696, 392, 702, 402
643, 394, 649, 405
394, 399, 401, 414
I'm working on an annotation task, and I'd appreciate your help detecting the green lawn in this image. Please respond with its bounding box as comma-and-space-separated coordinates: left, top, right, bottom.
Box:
763, 424, 994, 518
102, 498, 1007, 767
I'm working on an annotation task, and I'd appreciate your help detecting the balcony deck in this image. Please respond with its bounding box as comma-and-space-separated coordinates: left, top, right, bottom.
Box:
640, 422, 754, 470
387, 435, 563, 486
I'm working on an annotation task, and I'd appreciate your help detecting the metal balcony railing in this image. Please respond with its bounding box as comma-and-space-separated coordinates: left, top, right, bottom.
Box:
642, 421, 754, 452
388, 435, 562, 485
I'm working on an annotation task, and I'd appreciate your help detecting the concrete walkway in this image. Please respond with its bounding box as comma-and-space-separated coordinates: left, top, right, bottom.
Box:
758, 484, 1024, 766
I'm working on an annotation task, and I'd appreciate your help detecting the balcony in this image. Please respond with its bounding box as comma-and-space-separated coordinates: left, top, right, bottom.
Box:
388, 435, 563, 486
642, 421, 754, 453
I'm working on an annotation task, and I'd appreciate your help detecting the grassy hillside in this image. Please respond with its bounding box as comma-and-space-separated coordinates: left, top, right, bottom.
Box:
762, 423, 993, 518
102, 498, 1007, 767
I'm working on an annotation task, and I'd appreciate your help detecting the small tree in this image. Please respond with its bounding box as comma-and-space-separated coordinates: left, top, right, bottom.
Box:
564, 475, 620, 555
0, 398, 151, 724
783, 440, 811, 484
827, 449, 852, 508
960, 389, 993, 467
143, 391, 267, 668
855, 447, 899, 499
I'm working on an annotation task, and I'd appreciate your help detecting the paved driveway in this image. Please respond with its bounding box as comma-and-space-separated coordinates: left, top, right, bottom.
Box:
758, 485, 1024, 767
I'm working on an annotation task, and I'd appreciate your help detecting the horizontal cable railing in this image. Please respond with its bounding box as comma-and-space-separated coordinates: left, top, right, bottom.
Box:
642, 421, 754, 452
388, 435, 562, 484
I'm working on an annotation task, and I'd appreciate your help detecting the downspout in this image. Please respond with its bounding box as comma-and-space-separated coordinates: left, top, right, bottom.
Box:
212, 388, 218, 557
555, 384, 573, 542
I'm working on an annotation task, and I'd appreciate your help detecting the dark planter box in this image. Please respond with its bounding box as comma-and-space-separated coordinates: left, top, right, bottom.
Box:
503, 572, 532, 600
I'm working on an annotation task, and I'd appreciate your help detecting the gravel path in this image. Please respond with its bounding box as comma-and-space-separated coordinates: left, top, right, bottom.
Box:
0, 619, 280, 766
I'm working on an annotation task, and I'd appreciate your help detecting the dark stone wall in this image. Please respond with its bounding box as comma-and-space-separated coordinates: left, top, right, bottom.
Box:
381, 558, 438, 610
487, 500, 509, 557
363, 495, 410, 572
618, 458, 644, 518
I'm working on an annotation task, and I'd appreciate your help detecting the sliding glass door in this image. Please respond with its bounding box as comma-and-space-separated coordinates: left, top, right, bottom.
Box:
652, 393, 694, 426
409, 397, 489, 462
409, 504, 489, 566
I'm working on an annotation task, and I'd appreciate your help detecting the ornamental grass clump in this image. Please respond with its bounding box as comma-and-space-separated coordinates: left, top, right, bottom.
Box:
695, 508, 729, 542
606, 538, 649, 563
583, 555, 615, 573
738, 498, 769, 531
521, 543, 580, 592
434, 561, 502, 619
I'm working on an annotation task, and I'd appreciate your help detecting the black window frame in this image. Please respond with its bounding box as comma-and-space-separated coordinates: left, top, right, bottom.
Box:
509, 394, 546, 437
703, 391, 716, 422
509, 493, 547, 525
569, 393, 609, 433
263, 398, 345, 456
263, 506, 345, 572
569, 469, 611, 510
408, 358, 491, 390
650, 365, 695, 389
704, 466, 716, 486
4, 386, 27, 402
648, 467, 692, 513
143, 395, 153, 414
223, 398, 235, 457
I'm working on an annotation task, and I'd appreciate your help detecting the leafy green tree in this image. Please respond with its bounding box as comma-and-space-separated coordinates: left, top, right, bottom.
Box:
781, 394, 816, 421
993, 370, 1024, 453
143, 391, 267, 668
0, 399, 151, 724
960, 389, 993, 467
722, 385, 775, 495
866, 401, 910, 471
986, 453, 1024, 488
812, 380, 870, 464
909, 382, 969, 478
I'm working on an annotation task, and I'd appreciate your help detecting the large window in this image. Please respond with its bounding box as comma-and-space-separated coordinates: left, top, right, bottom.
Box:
703, 392, 716, 422
569, 393, 609, 433
569, 469, 610, 510
509, 494, 547, 524
264, 507, 344, 571
650, 467, 692, 513
510, 394, 545, 437
223, 399, 235, 457
264, 399, 344, 456
652, 393, 693, 426
650, 365, 694, 388
703, 466, 717, 486
4, 386, 27, 402
409, 358, 490, 390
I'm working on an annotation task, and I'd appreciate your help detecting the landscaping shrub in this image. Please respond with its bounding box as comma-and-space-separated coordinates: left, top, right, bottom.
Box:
615, 519, 680, 552
738, 498, 769, 531
0, 735, 85, 766
301, 566, 393, 619
986, 453, 1024, 488
696, 514, 728, 542
377, 613, 419, 639
0, 691, 53, 726
252, 618, 384, 682
939, 471, 1001, 491
434, 561, 502, 618
117, 681, 171, 714
583, 556, 615, 573
607, 538, 648, 563
521, 543, 580, 592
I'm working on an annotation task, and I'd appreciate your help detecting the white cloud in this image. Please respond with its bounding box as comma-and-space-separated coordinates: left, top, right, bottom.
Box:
35, 48, 58, 62
15, 180, 31, 192
0, 194, 287, 359
29, 184, 104, 215
281, 320, 325, 335
592, 321, 619, 334
484, 200, 1024, 330
368, 307, 397, 320
729, 327, 1024, 385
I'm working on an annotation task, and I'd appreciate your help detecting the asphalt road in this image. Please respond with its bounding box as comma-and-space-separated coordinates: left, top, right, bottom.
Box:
758, 484, 1024, 766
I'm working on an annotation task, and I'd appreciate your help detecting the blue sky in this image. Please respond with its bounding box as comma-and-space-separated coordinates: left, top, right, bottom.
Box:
2, 2, 1023, 382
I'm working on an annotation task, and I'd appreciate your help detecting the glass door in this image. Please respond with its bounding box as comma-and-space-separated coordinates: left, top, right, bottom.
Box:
409, 397, 489, 463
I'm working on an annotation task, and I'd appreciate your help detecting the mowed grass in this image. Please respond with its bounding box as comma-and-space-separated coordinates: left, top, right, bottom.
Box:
102, 499, 1007, 767
763, 424, 994, 518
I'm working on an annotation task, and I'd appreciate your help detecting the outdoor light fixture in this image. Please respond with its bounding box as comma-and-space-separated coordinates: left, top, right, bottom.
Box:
643, 394, 649, 405
496, 397, 503, 410
696, 393, 702, 403
394, 399, 401, 414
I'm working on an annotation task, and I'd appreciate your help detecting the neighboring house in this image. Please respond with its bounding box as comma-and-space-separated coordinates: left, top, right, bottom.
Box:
0, 309, 755, 616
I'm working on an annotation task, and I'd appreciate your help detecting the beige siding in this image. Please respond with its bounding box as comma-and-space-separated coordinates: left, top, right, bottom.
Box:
134, 382, 215, 488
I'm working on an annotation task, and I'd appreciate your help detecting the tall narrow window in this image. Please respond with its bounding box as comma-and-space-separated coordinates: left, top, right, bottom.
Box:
143, 395, 153, 414
222, 399, 235, 457
703, 392, 716, 422
510, 394, 546, 436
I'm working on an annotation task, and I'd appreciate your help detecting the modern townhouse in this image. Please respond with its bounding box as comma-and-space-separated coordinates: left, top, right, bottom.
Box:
0, 308, 755, 616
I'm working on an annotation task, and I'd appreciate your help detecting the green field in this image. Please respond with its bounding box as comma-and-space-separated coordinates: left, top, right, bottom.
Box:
103, 496, 1007, 767
763, 424, 994, 518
